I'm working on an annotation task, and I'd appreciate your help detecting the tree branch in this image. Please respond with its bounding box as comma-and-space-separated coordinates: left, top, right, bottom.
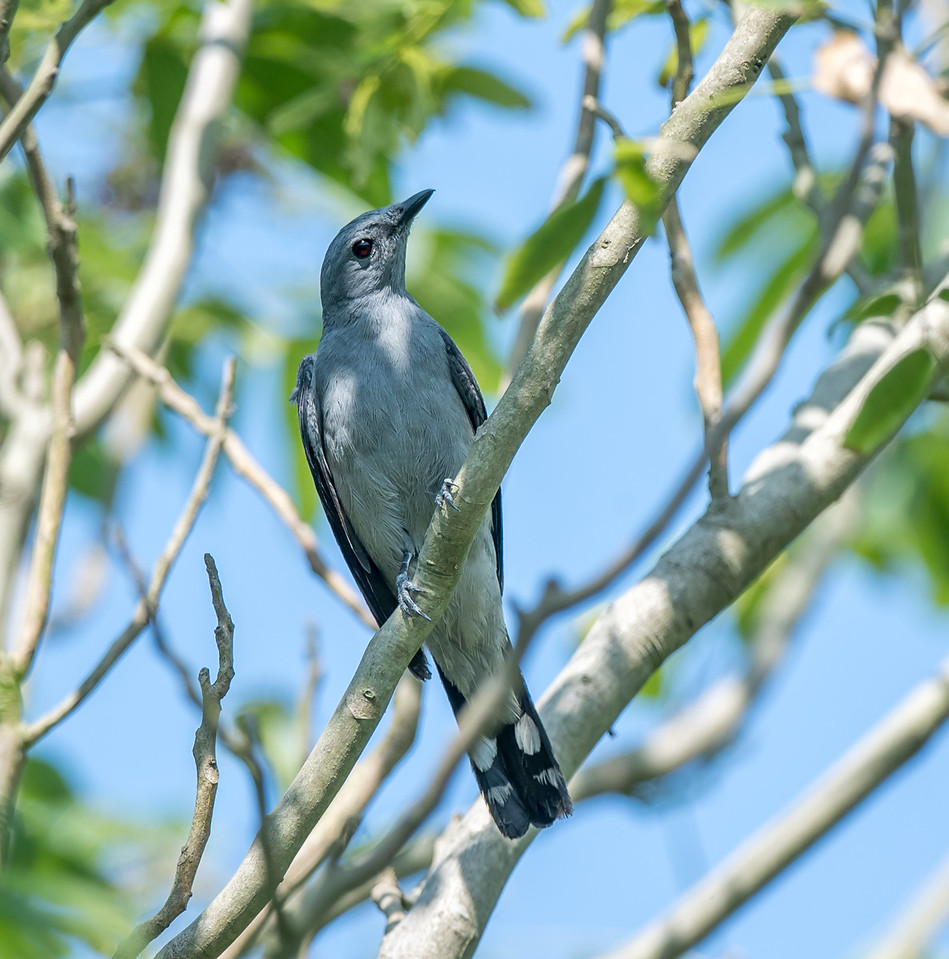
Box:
0, 0, 19, 66
112, 553, 236, 959
107, 340, 375, 627
602, 650, 949, 959
504, 0, 612, 383
22, 358, 236, 746
72, 0, 253, 438
571, 492, 855, 800
151, 10, 796, 957
375, 280, 949, 958
0, 0, 114, 162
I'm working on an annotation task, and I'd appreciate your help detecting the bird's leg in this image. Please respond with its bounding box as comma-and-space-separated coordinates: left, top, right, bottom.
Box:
435, 478, 460, 512
396, 550, 431, 621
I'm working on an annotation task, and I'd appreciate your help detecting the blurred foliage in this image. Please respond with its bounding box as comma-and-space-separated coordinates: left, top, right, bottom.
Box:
851, 420, 949, 606
0, 758, 156, 958
495, 177, 607, 311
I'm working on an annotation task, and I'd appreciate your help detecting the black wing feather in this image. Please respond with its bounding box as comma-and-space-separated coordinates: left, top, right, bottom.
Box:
439, 329, 504, 592
294, 355, 430, 680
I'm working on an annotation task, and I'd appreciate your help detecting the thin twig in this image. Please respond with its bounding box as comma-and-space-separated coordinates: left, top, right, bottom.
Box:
217, 676, 423, 959
112, 553, 236, 959
296, 624, 322, 768
22, 359, 236, 746
275, 615, 549, 959
107, 341, 375, 628
0, 0, 115, 162
601, 651, 949, 959
665, 200, 727, 500
72, 0, 253, 438
504, 0, 612, 384
14, 178, 83, 678
661, 0, 727, 500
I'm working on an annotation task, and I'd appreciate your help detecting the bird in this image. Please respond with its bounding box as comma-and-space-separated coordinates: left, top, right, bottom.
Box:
291, 189, 572, 839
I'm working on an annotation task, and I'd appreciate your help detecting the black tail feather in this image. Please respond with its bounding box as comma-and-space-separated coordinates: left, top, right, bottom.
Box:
435, 664, 572, 840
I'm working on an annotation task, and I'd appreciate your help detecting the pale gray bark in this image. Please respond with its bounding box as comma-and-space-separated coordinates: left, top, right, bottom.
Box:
375, 295, 949, 959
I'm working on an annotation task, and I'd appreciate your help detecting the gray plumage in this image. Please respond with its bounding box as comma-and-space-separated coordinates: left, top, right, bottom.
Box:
292, 190, 571, 839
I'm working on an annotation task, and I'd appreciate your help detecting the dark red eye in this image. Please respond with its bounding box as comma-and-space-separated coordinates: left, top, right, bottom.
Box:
352, 238, 373, 259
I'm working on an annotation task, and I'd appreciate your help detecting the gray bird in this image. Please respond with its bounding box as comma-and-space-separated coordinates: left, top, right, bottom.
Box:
292, 189, 572, 839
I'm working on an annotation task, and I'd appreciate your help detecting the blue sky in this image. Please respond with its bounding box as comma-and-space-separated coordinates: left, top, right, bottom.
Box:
16, 1, 949, 957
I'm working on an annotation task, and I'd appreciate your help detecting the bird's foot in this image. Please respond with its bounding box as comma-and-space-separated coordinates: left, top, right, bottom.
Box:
436, 478, 460, 512
396, 571, 430, 621
397, 550, 431, 621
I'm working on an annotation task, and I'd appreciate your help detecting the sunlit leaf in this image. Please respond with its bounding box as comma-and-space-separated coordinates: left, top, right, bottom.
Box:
563, 0, 665, 42
614, 138, 662, 232
495, 176, 607, 311
721, 230, 817, 385
438, 65, 532, 110
844, 349, 935, 454
658, 17, 709, 89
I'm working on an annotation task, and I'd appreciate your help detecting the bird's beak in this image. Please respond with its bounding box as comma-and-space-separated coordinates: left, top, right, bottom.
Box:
395, 189, 435, 227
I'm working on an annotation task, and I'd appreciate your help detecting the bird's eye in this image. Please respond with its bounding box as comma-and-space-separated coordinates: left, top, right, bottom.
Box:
352, 238, 373, 259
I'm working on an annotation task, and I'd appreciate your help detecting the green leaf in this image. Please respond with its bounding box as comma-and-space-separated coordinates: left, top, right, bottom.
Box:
714, 186, 800, 262
68, 440, 120, 507
614, 138, 662, 232
137, 35, 189, 161
844, 349, 936, 454
495, 177, 607, 311
847, 292, 904, 324
563, 0, 665, 42
438, 65, 532, 110
284, 338, 318, 522
502, 0, 546, 17
721, 228, 817, 385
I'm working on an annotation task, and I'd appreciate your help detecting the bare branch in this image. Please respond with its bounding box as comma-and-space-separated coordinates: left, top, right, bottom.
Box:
571, 493, 855, 800
108, 340, 375, 627
713, 139, 893, 453
14, 178, 83, 677
371, 869, 408, 934
0, 0, 114, 162
22, 359, 236, 746
218, 676, 423, 959
865, 847, 949, 959
72, 0, 253, 438
504, 0, 612, 383
664, 200, 727, 500
602, 651, 949, 959
112, 553, 236, 959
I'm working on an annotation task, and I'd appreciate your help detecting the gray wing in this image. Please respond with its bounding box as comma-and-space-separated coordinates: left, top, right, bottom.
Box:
439, 329, 504, 592
293, 355, 431, 680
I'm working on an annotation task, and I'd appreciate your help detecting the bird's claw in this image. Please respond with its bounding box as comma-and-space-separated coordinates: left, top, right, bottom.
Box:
436, 478, 461, 512
397, 572, 431, 621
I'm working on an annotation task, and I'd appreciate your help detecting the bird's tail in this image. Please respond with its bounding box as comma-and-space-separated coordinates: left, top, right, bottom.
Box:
436, 665, 573, 840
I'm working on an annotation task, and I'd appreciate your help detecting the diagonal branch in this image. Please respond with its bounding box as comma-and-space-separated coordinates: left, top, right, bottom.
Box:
22, 358, 236, 747
571, 492, 855, 801
151, 8, 798, 958
107, 341, 375, 626
375, 287, 949, 958
72, 0, 253, 437
504, 0, 612, 382
112, 553, 236, 959
0, 0, 114, 162
602, 649, 949, 959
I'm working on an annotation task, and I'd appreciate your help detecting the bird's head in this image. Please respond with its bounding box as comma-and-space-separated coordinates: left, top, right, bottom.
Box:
319, 189, 434, 311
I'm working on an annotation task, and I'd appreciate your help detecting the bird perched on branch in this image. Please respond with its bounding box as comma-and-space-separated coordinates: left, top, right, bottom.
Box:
292, 189, 572, 839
